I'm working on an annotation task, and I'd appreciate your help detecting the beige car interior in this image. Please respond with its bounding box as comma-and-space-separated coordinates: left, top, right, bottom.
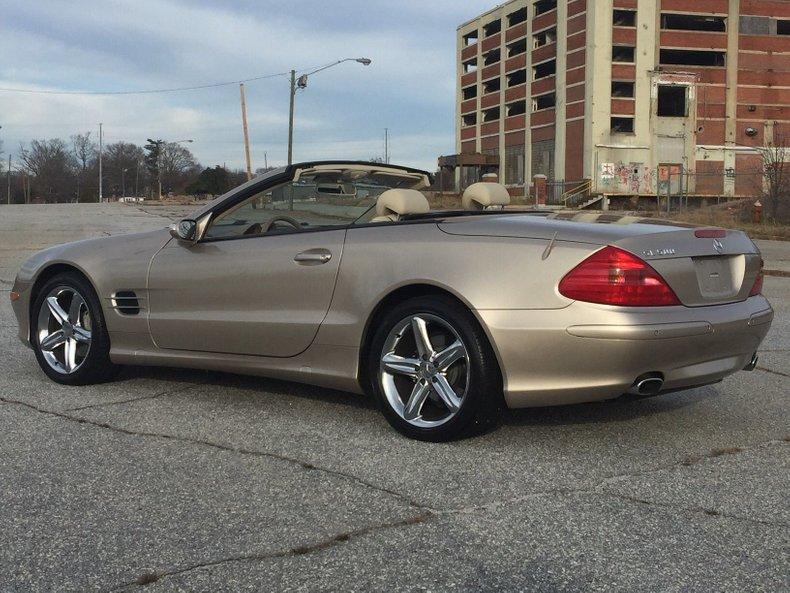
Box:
371, 189, 430, 222
462, 182, 511, 211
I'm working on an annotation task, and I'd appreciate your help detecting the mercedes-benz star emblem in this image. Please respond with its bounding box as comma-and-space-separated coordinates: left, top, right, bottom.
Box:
713, 239, 724, 254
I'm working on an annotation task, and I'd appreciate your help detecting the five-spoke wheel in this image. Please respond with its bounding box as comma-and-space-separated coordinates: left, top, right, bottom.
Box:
37, 287, 93, 374
31, 273, 117, 385
370, 295, 503, 441
380, 314, 469, 428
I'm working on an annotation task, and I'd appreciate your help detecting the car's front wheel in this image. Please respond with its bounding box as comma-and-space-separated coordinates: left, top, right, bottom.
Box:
368, 295, 503, 441
31, 273, 118, 385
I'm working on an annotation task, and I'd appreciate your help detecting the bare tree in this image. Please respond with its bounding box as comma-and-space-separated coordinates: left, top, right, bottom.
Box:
761, 132, 790, 221
104, 142, 145, 197
159, 142, 199, 194
71, 132, 96, 202
19, 139, 78, 203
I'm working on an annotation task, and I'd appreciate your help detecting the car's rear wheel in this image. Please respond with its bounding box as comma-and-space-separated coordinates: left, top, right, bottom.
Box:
368, 295, 503, 441
31, 273, 118, 385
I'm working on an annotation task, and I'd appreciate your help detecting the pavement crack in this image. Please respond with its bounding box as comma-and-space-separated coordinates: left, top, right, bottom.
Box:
756, 365, 790, 379
105, 512, 433, 591
591, 490, 788, 529
0, 395, 427, 511
64, 382, 204, 412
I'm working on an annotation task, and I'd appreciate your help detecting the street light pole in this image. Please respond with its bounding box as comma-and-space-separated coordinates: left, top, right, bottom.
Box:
286, 58, 372, 166
122, 167, 129, 197
98, 123, 103, 202
287, 70, 296, 166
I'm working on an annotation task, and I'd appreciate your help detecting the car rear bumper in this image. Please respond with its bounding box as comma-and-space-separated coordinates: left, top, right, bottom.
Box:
477, 296, 773, 408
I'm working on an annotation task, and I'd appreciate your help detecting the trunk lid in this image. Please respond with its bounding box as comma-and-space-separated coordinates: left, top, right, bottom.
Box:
438, 212, 761, 307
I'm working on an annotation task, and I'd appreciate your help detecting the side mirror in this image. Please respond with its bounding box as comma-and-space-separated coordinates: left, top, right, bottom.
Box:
170, 219, 198, 243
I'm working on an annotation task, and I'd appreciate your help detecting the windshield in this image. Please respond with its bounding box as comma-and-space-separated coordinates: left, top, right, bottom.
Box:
204, 166, 427, 240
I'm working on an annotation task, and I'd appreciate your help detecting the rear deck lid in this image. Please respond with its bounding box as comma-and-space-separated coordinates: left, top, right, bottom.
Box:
614, 229, 761, 306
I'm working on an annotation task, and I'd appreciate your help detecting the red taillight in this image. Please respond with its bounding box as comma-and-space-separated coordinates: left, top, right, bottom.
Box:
694, 229, 726, 239
749, 258, 764, 296
559, 246, 681, 307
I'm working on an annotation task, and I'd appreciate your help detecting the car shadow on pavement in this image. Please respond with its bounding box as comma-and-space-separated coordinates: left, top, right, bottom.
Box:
501, 386, 721, 428
117, 365, 720, 430
117, 365, 378, 411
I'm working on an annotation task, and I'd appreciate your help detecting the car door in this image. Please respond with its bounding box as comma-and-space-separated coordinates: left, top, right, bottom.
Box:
147, 180, 347, 358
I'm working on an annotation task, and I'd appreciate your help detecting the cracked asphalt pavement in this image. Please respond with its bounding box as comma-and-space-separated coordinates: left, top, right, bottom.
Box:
0, 204, 788, 592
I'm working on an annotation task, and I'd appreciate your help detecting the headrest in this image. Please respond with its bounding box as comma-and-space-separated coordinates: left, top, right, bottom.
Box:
375, 189, 430, 218
462, 182, 511, 211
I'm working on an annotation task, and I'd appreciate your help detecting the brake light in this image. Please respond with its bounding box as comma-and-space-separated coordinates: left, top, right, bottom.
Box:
559, 246, 681, 307
694, 229, 726, 239
749, 258, 764, 296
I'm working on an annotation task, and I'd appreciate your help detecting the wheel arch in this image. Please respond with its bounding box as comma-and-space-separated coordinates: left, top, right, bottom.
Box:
357, 282, 504, 393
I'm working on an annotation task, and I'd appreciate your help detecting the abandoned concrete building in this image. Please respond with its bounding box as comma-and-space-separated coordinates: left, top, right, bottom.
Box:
452, 0, 790, 204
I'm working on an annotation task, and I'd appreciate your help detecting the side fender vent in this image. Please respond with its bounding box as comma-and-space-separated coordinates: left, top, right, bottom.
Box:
112, 291, 141, 315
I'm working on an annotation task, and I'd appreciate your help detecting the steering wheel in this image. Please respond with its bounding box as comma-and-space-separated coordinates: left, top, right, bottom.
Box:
263, 216, 302, 233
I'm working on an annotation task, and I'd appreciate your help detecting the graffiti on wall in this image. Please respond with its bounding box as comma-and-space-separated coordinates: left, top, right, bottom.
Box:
600, 162, 656, 194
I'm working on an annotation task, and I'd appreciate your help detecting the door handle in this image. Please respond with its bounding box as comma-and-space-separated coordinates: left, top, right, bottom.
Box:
294, 249, 332, 265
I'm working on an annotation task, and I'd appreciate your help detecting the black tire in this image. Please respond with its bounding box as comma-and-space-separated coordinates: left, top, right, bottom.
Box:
368, 295, 504, 441
30, 272, 119, 385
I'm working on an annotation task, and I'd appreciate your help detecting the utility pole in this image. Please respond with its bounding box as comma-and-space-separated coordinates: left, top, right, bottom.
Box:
239, 83, 253, 180
98, 123, 103, 202
287, 70, 296, 166
384, 128, 389, 164
264, 151, 268, 170
7, 153, 11, 205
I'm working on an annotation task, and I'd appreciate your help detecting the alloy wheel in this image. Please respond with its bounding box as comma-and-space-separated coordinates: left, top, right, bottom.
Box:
379, 314, 470, 428
36, 286, 93, 374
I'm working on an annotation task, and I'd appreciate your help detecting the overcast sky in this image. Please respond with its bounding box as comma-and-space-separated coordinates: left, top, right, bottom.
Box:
0, 0, 496, 172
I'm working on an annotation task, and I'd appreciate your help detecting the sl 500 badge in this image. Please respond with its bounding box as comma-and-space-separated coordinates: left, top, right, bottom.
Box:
642, 248, 676, 257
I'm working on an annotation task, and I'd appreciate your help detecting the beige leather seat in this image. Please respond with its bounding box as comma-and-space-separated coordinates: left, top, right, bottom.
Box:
462, 182, 511, 211
371, 189, 430, 223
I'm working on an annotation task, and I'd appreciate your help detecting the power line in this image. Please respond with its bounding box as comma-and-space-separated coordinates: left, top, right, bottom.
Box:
0, 71, 290, 96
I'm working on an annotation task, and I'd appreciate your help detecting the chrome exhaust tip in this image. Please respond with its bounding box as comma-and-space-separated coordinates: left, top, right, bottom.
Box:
742, 353, 759, 372
627, 375, 665, 396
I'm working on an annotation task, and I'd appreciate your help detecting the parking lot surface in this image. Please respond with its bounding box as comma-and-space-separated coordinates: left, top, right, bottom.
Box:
0, 203, 788, 592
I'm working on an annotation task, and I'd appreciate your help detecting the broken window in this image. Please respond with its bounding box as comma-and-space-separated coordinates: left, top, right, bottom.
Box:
483, 107, 501, 122
613, 9, 637, 27
507, 38, 528, 57
462, 113, 477, 127
657, 85, 688, 117
660, 49, 725, 67
463, 31, 479, 46
508, 7, 528, 27
612, 45, 635, 63
533, 27, 557, 48
505, 145, 525, 185
507, 69, 527, 87
612, 81, 635, 97
483, 19, 501, 37
534, 0, 557, 16
483, 77, 501, 94
484, 49, 501, 66
611, 117, 635, 134
463, 59, 478, 74
533, 92, 556, 111
778, 20, 790, 35
533, 59, 556, 80
507, 101, 527, 117
661, 13, 726, 32
462, 85, 477, 100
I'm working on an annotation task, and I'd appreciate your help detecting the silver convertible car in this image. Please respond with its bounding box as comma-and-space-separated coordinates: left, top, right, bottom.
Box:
10, 161, 773, 440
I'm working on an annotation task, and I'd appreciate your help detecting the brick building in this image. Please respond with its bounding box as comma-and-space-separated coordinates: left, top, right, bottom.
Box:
454, 0, 790, 200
